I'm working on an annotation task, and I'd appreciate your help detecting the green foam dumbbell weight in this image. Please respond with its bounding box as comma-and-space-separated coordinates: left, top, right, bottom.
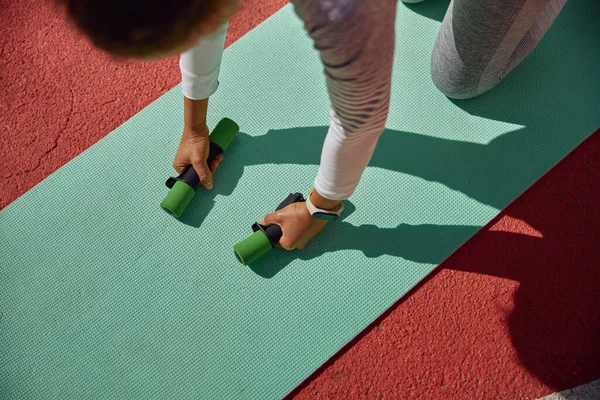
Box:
161, 118, 239, 218
234, 192, 306, 265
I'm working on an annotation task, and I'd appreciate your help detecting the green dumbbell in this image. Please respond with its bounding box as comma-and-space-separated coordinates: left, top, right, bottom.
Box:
161, 118, 239, 218
233, 192, 306, 265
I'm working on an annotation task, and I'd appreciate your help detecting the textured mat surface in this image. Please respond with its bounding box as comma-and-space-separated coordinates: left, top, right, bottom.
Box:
1, 2, 599, 399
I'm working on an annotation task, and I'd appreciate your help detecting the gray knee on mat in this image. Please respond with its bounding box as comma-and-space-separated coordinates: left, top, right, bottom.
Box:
429, 36, 501, 100
430, 54, 491, 100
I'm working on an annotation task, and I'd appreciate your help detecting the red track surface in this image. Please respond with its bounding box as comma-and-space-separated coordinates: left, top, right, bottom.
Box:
2, 1, 598, 398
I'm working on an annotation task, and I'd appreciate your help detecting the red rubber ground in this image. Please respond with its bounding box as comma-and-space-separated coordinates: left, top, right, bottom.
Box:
2, 1, 598, 398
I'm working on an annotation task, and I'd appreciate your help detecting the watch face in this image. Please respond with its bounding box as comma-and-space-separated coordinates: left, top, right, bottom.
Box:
313, 212, 338, 221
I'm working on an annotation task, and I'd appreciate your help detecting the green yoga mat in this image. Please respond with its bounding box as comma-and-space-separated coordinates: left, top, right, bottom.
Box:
1, 1, 598, 398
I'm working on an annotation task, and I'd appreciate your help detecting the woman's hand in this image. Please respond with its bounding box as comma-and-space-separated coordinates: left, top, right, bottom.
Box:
173, 125, 223, 190
260, 190, 342, 250
260, 202, 328, 250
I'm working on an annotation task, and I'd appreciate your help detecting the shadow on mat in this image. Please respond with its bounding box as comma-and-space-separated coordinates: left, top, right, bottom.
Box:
403, 0, 451, 22
248, 218, 480, 278
235, 200, 480, 278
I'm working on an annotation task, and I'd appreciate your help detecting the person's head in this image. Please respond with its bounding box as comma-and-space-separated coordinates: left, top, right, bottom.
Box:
56, 0, 242, 60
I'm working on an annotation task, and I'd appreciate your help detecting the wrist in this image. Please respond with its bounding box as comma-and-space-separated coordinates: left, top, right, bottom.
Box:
183, 96, 209, 135
309, 188, 341, 210
183, 124, 209, 139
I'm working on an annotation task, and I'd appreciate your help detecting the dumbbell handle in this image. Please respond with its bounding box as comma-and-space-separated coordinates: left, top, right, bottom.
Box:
251, 222, 283, 247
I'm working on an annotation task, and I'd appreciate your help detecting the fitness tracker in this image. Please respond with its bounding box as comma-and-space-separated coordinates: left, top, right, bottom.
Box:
305, 189, 344, 220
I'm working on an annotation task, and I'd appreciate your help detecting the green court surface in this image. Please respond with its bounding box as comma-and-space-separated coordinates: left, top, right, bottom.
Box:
1, 2, 598, 398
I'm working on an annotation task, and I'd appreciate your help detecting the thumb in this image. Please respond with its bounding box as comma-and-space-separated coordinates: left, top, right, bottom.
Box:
260, 211, 281, 226
173, 162, 186, 175
191, 157, 213, 190
172, 154, 188, 175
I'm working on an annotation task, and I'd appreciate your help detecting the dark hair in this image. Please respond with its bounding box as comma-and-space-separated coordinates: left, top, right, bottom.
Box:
57, 0, 216, 57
